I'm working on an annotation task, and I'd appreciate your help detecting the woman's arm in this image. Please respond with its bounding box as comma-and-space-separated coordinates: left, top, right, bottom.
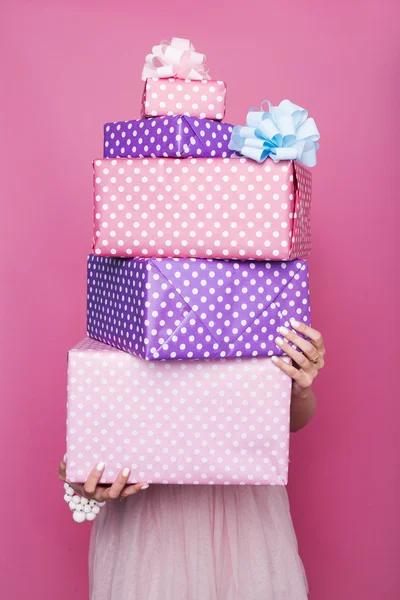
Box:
271, 320, 326, 432
289, 387, 317, 432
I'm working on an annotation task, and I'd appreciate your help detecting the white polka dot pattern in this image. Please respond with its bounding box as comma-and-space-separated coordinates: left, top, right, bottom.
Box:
66, 337, 292, 486
104, 116, 235, 159
87, 256, 311, 361
142, 78, 226, 120
92, 157, 312, 260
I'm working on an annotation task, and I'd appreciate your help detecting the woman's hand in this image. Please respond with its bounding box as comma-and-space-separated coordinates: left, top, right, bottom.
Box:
272, 319, 325, 392
58, 456, 149, 502
271, 319, 326, 431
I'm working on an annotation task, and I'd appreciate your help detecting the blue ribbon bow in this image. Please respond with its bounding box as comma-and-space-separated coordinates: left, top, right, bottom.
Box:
228, 100, 320, 166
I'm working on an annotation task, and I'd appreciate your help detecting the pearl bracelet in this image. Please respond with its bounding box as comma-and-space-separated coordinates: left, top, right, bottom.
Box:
63, 482, 106, 523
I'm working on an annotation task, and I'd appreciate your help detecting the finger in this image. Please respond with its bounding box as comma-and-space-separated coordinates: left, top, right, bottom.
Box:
120, 483, 150, 498
104, 468, 132, 501
272, 357, 317, 389
275, 336, 313, 371
277, 326, 319, 361
290, 320, 325, 353
270, 356, 303, 382
84, 462, 105, 496
292, 370, 315, 390
58, 454, 67, 481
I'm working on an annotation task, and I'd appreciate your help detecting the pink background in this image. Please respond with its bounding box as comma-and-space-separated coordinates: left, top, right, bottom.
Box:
1, 1, 399, 598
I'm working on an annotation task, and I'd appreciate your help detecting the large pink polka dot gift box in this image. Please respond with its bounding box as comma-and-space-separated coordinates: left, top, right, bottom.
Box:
66, 337, 292, 486
92, 157, 312, 261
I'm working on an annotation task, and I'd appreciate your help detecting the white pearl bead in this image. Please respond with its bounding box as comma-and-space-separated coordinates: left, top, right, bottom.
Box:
97, 502, 106, 507
84, 505, 92, 513
81, 497, 89, 506
72, 495, 81, 504
75, 504, 84, 512
66, 487, 74, 496
91, 505, 101, 514
89, 500, 97, 507
73, 511, 86, 524
86, 512, 96, 521
64, 483, 70, 491
69, 501, 78, 511
64, 494, 72, 503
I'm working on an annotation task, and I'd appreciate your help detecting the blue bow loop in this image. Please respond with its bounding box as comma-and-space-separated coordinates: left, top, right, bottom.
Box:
228, 99, 320, 166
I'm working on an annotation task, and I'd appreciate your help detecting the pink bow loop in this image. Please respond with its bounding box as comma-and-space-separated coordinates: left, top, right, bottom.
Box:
141, 37, 210, 81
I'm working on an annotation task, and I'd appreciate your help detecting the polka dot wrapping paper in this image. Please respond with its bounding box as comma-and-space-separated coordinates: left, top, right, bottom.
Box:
66, 337, 292, 486
103, 116, 235, 159
92, 157, 312, 260
87, 256, 310, 361
142, 78, 226, 119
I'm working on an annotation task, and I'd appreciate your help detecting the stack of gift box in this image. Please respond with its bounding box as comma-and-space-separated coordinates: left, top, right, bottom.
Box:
66, 38, 319, 492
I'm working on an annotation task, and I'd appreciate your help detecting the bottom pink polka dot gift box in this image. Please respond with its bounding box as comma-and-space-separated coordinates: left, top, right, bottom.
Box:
66, 337, 292, 486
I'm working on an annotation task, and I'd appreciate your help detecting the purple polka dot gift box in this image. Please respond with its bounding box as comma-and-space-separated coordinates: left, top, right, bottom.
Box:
103, 116, 235, 159
87, 255, 311, 361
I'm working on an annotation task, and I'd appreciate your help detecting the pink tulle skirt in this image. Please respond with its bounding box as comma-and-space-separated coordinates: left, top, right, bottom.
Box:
89, 485, 308, 599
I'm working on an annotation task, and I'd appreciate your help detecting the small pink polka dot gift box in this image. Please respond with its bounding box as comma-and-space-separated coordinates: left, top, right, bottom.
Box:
92, 157, 312, 260
142, 78, 227, 120
66, 337, 292, 486
141, 38, 226, 119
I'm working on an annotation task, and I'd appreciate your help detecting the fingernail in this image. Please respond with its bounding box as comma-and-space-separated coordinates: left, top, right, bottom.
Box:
275, 337, 283, 346
122, 467, 130, 477
271, 356, 278, 363
96, 462, 105, 471
141, 484, 149, 490
290, 319, 300, 327
63, 453, 67, 463
279, 326, 288, 335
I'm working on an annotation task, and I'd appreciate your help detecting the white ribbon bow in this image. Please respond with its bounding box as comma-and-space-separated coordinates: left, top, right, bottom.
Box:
141, 37, 210, 81
229, 100, 320, 167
